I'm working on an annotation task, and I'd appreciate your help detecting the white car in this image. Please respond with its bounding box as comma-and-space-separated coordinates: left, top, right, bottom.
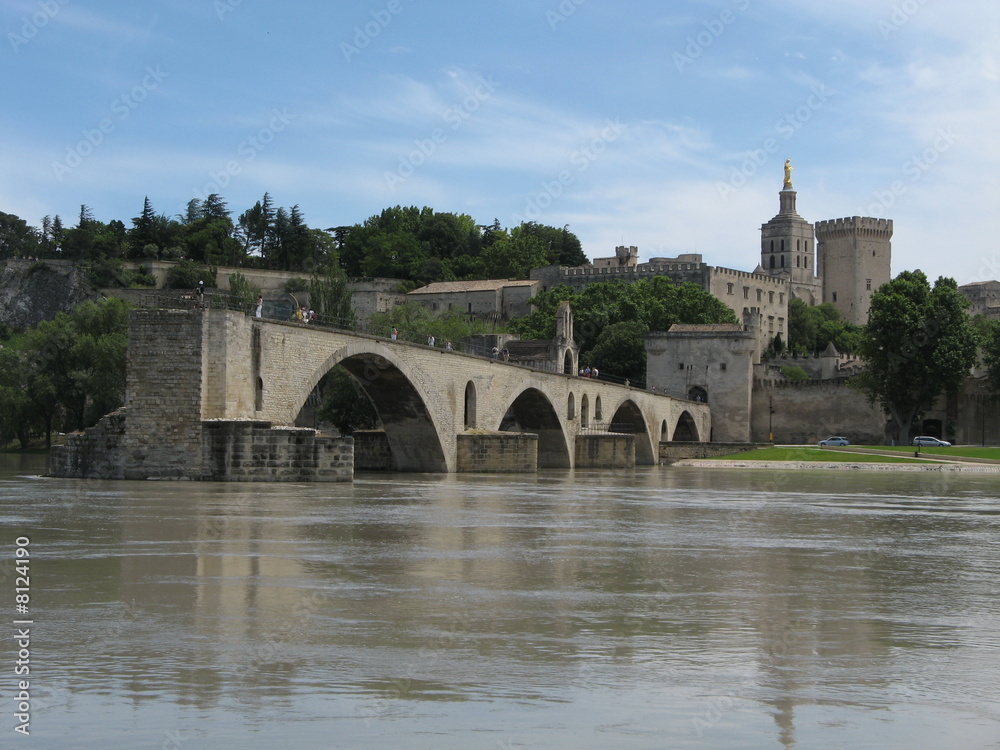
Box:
912, 436, 951, 447
818, 436, 850, 446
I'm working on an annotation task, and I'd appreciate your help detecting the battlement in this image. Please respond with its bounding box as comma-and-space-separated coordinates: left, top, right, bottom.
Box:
814, 216, 893, 238
712, 265, 789, 288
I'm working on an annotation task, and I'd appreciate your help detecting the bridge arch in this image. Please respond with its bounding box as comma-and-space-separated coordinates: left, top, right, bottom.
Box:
672, 410, 700, 442
498, 388, 571, 469
608, 399, 655, 465
296, 345, 449, 472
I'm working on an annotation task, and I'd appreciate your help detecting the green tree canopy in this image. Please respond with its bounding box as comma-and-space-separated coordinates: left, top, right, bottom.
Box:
787, 298, 861, 355
852, 271, 978, 442
0, 298, 130, 446
511, 277, 737, 382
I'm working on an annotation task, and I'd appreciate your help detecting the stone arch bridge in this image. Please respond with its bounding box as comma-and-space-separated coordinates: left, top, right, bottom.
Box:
53, 309, 711, 481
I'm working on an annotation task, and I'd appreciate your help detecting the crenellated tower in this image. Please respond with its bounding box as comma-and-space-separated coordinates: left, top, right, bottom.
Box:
814, 216, 892, 326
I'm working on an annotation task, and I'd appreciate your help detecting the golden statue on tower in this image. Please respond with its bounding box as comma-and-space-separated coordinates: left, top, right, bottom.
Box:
783, 158, 793, 189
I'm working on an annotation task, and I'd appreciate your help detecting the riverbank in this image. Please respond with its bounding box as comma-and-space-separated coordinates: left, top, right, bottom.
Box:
675, 459, 1000, 472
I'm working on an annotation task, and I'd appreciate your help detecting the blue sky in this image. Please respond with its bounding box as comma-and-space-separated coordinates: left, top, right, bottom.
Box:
3, 0, 998, 285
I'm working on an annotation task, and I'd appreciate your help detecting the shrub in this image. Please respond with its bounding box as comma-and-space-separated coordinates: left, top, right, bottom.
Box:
165, 260, 217, 290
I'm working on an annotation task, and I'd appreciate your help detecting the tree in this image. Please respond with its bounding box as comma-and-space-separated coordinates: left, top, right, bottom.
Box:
308, 258, 354, 326
510, 277, 736, 381
315, 367, 378, 435
129, 196, 158, 256
979, 318, 1000, 395
228, 272, 260, 315
582, 320, 648, 383
0, 298, 130, 445
0, 212, 42, 259
852, 271, 978, 442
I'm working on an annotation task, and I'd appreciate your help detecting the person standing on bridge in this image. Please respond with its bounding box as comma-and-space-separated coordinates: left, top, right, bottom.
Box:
391, 328, 398, 341
255, 295, 263, 318
427, 334, 435, 347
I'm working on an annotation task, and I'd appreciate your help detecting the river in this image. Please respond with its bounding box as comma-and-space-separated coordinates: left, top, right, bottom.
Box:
1, 453, 999, 749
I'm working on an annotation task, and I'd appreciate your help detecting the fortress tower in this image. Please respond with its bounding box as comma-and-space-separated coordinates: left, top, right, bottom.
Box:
759, 160, 823, 305
814, 216, 892, 326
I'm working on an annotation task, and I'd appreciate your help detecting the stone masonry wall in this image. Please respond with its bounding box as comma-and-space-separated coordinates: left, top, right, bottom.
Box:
353, 430, 394, 471
659, 441, 767, 463
456, 432, 538, 473
49, 410, 127, 479
752, 378, 885, 444
574, 434, 635, 469
202, 421, 353, 482
122, 309, 207, 479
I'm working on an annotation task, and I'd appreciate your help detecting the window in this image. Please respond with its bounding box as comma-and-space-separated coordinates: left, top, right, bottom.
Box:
797, 239, 801, 251
781, 239, 785, 252
770, 240, 774, 252
768, 291, 774, 304
778, 317, 784, 331
866, 278, 872, 290
796, 256, 801, 267
780, 255, 785, 268
743, 287, 749, 299
779, 293, 784, 304
768, 316, 774, 332
769, 255, 775, 269
727, 282, 734, 295
756, 289, 762, 302
832, 292, 838, 302
678, 362, 685, 370
719, 362, 727, 371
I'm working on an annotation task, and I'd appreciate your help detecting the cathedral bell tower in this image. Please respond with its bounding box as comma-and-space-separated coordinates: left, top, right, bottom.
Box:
759, 160, 822, 305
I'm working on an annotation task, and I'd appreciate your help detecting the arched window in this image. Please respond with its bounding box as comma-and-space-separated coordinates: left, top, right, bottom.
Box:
464, 381, 477, 429
581, 394, 590, 427
255, 377, 264, 411
769, 255, 775, 269
781, 239, 785, 252
567, 392, 575, 420
770, 240, 774, 252
780, 255, 785, 268
595, 396, 603, 421
688, 386, 708, 403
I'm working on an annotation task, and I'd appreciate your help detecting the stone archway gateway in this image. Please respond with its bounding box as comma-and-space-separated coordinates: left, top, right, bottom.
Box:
51, 308, 711, 481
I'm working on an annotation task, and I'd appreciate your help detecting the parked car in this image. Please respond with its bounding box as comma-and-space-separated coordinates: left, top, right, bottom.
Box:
912, 436, 951, 447
818, 436, 850, 446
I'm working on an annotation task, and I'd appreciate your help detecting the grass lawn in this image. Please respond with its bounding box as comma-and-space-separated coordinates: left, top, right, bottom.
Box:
708, 447, 938, 463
